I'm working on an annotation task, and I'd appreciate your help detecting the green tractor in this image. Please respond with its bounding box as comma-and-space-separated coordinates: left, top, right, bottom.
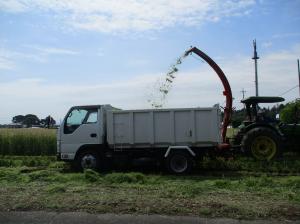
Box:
233, 96, 300, 160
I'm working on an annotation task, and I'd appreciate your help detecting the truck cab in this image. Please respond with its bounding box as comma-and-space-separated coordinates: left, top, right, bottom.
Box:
57, 105, 115, 162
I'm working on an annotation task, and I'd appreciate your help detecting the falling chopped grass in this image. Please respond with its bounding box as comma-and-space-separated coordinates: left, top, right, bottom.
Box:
148, 54, 187, 108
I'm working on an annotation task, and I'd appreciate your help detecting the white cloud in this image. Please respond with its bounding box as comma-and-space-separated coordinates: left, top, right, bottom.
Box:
0, 0, 27, 13
0, 0, 255, 33
0, 55, 15, 70
0, 47, 46, 70
23, 45, 79, 56
0, 43, 299, 124
272, 32, 300, 39
31, 46, 79, 56
0, 46, 79, 70
262, 41, 272, 48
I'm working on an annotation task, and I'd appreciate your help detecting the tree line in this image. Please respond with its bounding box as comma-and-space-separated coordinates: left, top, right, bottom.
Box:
12, 114, 56, 128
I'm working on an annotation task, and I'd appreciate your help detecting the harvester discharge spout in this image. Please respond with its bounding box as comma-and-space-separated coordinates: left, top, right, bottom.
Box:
184, 47, 233, 145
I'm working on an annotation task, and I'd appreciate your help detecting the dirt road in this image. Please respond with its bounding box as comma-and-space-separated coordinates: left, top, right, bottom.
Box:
0, 212, 299, 224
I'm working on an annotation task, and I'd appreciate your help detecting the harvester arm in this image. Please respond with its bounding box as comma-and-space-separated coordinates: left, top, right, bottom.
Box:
184, 47, 232, 144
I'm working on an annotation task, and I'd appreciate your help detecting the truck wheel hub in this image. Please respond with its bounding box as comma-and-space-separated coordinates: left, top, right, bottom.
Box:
170, 155, 188, 173
81, 154, 97, 169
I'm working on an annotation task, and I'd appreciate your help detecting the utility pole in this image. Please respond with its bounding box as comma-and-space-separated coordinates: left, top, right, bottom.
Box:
252, 39, 259, 97
241, 88, 246, 99
298, 59, 300, 97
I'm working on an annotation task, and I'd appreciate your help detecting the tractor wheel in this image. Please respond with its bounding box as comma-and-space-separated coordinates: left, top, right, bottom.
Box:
241, 127, 282, 161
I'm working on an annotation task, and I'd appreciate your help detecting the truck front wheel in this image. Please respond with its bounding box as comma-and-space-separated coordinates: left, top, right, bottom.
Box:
76, 150, 100, 171
166, 151, 193, 174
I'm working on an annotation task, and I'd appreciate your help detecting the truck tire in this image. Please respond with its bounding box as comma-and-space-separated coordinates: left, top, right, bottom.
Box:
166, 151, 193, 174
241, 127, 282, 161
76, 150, 100, 171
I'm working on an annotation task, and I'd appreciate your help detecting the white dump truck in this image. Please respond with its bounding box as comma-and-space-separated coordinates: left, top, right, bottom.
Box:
57, 104, 222, 174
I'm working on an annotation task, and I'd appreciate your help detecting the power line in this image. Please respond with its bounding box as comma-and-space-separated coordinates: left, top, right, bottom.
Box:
279, 85, 299, 96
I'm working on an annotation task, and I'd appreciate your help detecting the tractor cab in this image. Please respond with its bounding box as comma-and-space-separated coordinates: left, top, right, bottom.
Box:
233, 96, 285, 161
241, 96, 285, 126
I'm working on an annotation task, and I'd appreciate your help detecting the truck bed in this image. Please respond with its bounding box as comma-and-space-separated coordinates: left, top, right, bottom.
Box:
106, 107, 221, 149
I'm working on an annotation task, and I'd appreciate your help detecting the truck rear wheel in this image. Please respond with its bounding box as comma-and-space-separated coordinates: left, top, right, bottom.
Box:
241, 127, 282, 161
166, 151, 193, 174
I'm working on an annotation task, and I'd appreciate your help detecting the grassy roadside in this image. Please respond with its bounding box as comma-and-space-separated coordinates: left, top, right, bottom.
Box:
0, 158, 299, 220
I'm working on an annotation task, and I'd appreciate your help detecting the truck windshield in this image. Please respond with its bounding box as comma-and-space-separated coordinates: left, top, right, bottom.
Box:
64, 108, 98, 134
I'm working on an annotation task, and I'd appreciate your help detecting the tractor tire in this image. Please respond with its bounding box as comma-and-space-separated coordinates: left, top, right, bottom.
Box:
241, 127, 282, 161
166, 151, 193, 174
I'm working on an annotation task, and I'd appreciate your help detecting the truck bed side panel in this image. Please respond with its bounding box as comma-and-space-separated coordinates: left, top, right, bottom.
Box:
106, 108, 221, 148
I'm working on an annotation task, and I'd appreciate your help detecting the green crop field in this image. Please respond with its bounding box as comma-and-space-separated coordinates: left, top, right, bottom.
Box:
0, 128, 56, 156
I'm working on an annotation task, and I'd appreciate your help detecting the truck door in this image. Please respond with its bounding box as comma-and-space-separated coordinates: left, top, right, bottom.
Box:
60, 107, 102, 159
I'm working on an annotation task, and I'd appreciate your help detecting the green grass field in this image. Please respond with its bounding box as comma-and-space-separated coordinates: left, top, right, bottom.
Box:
0, 128, 299, 219
0, 155, 299, 220
0, 161, 299, 219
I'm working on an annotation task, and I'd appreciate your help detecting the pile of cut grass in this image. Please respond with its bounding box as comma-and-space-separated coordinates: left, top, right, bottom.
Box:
199, 155, 300, 174
0, 166, 299, 219
0, 128, 56, 156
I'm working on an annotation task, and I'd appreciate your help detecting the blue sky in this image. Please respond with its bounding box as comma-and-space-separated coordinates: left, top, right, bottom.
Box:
0, 0, 299, 123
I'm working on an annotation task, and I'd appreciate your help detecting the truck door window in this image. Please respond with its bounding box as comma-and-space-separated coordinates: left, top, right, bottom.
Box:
64, 108, 99, 134
86, 111, 98, 123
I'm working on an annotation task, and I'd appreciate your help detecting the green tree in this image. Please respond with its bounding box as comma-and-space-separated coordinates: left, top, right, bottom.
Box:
12, 115, 25, 123
280, 99, 300, 124
22, 114, 40, 127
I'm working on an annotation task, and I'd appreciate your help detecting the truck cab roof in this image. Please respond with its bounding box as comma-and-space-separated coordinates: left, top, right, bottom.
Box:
70, 104, 120, 110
